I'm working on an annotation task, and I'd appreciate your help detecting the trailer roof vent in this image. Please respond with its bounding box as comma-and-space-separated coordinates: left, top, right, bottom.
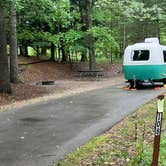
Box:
144, 38, 159, 44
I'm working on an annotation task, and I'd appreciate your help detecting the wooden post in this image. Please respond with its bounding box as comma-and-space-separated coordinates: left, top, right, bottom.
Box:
152, 95, 164, 166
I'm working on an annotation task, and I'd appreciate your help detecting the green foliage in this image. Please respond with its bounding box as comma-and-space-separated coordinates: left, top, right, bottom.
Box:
64, 30, 84, 44
4, 0, 166, 60
52, 0, 72, 28
129, 133, 166, 166
88, 26, 120, 58
17, 29, 35, 41
64, 30, 87, 53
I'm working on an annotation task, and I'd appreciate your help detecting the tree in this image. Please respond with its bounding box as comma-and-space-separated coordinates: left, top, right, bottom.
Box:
10, 0, 19, 83
17, 0, 53, 57
70, 0, 88, 62
86, 0, 96, 70
0, 0, 11, 93
12, 0, 166, 65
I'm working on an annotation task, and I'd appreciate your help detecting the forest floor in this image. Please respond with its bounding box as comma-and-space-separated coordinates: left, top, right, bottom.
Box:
0, 57, 123, 111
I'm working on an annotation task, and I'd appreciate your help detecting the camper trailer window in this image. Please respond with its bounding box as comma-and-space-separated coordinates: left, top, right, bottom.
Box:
163, 51, 166, 62
131, 50, 149, 61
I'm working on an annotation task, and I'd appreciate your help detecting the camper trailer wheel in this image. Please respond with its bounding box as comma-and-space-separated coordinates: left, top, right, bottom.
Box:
163, 78, 166, 84
130, 80, 138, 89
129, 80, 134, 88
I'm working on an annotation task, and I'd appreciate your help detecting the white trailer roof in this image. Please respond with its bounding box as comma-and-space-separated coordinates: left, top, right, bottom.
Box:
144, 38, 159, 44
123, 38, 166, 65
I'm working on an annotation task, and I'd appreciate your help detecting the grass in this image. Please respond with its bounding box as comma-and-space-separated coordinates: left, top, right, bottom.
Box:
55, 97, 166, 166
56, 135, 110, 166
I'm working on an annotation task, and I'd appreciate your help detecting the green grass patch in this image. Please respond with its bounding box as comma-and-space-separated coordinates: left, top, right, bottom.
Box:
56, 135, 110, 166
55, 97, 166, 166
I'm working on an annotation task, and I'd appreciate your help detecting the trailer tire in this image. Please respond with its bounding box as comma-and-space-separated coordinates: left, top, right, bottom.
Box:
129, 80, 138, 89
163, 78, 166, 84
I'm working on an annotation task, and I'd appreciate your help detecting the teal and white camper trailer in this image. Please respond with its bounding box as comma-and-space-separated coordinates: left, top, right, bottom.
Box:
123, 38, 166, 88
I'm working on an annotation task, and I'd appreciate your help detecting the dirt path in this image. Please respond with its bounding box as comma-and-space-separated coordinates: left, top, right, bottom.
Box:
0, 57, 123, 111
0, 76, 124, 112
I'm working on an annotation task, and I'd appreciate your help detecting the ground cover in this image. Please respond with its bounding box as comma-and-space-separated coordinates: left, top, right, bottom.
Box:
0, 57, 122, 110
56, 97, 166, 166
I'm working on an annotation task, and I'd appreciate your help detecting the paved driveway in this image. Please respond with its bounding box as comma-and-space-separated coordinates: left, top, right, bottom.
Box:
0, 84, 165, 166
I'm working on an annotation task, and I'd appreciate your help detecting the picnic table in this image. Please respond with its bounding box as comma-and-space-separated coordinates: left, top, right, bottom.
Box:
78, 69, 104, 79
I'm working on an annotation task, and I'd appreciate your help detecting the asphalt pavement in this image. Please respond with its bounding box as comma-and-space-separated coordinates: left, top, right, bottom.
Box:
0, 84, 165, 166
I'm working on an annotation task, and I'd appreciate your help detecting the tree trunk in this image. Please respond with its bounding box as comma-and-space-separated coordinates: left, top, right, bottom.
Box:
157, 20, 160, 42
57, 46, 61, 62
19, 45, 23, 56
10, 0, 19, 83
78, 1, 86, 31
61, 40, 67, 63
81, 51, 87, 62
50, 43, 55, 61
24, 45, 28, 56
86, 0, 96, 70
0, 1, 11, 93
20, 44, 28, 57
41, 47, 47, 56
123, 19, 126, 52
36, 46, 40, 59
66, 48, 70, 63
78, 1, 88, 62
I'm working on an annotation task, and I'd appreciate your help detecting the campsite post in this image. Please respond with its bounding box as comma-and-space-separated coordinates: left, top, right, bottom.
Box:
152, 95, 164, 166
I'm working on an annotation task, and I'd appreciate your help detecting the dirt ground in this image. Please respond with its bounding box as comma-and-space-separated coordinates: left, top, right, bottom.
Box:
0, 57, 124, 110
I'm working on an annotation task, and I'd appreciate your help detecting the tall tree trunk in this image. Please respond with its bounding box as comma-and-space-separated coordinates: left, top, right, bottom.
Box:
10, 0, 19, 83
20, 44, 28, 57
50, 43, 55, 61
157, 20, 160, 42
57, 46, 61, 62
41, 47, 47, 56
86, 0, 96, 70
36, 46, 40, 59
123, 19, 126, 52
81, 51, 87, 62
61, 40, 67, 63
24, 44, 28, 56
78, 1, 88, 62
0, 0, 11, 93
66, 48, 70, 63
19, 45, 23, 56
